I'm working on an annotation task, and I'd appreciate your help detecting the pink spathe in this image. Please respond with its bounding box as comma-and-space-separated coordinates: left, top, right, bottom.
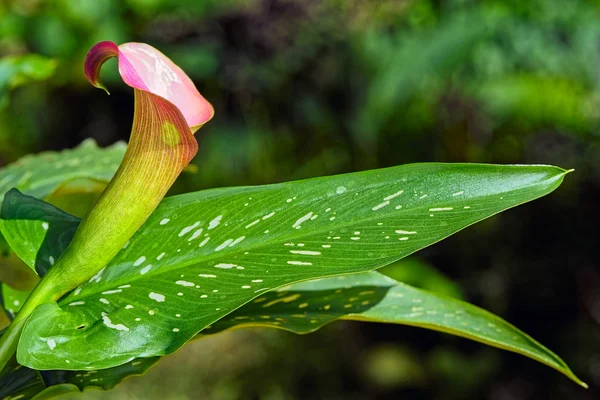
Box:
85, 41, 214, 131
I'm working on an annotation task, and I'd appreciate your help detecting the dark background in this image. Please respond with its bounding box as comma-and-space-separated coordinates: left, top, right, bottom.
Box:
1, 0, 599, 399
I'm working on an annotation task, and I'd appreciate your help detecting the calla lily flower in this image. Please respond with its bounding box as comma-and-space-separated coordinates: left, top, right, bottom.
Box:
0, 41, 214, 372
84, 41, 214, 132
46, 41, 215, 294
62, 41, 215, 289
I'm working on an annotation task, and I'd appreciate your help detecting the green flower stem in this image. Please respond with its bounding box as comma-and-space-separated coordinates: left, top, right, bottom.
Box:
0, 276, 57, 371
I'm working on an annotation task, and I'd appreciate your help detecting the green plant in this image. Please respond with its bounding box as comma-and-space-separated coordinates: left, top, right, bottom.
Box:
0, 41, 586, 399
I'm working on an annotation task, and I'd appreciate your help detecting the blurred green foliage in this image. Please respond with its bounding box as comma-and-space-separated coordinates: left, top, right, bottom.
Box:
0, 0, 599, 398
0, 54, 56, 108
379, 257, 464, 300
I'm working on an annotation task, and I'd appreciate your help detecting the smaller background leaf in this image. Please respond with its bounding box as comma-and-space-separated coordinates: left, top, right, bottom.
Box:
0, 138, 125, 207
1, 189, 80, 276
206, 272, 586, 387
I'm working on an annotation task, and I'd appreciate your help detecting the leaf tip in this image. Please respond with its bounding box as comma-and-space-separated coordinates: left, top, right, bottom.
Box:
567, 372, 588, 389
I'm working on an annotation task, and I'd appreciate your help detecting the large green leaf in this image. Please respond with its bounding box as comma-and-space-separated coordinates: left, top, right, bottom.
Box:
0, 175, 585, 389
4, 163, 569, 370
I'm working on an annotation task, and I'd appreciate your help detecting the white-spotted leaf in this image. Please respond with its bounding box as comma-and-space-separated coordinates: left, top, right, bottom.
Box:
4, 164, 569, 370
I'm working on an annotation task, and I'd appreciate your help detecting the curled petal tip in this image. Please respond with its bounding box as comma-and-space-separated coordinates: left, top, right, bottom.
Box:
84, 41, 119, 93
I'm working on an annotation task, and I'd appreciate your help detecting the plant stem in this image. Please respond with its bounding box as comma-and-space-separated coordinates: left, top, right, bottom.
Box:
0, 250, 82, 372
0, 278, 55, 372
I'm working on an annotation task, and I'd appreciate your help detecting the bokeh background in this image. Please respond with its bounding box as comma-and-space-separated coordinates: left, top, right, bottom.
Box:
1, 0, 600, 399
